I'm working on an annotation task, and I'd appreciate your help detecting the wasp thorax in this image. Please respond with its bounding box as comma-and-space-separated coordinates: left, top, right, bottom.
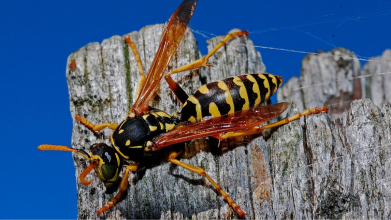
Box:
89, 143, 121, 187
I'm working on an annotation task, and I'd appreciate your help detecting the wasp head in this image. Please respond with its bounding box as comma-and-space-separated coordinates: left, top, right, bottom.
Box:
87, 143, 121, 188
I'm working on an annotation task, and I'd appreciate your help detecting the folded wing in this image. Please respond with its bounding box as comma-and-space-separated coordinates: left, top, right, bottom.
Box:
152, 102, 289, 150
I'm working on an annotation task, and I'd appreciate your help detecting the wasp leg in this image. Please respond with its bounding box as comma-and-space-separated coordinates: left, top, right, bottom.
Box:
166, 30, 249, 76
165, 30, 249, 104
97, 163, 139, 215
75, 115, 118, 132
168, 151, 246, 218
125, 35, 146, 101
218, 105, 329, 139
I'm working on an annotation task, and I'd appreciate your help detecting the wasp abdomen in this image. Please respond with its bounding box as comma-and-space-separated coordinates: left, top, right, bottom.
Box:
181, 73, 283, 122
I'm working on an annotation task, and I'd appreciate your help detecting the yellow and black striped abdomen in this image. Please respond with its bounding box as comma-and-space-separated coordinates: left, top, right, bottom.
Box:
181, 73, 283, 122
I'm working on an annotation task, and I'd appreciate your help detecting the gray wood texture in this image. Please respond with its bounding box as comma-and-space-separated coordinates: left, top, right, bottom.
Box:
66, 25, 391, 219
277, 48, 391, 122
277, 48, 363, 121
362, 50, 391, 106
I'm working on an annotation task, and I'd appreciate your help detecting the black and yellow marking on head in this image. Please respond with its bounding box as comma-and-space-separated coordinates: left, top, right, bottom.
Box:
90, 153, 120, 183
89, 143, 121, 184
91, 154, 105, 166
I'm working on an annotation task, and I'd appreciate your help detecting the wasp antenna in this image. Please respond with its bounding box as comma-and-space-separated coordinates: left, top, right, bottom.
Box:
38, 144, 91, 161
38, 144, 73, 151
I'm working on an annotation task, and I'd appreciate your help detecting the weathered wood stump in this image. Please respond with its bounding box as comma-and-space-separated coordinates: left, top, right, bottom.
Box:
66, 25, 391, 219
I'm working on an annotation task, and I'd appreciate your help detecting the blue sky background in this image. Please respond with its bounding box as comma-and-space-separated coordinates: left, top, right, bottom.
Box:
1, 0, 390, 218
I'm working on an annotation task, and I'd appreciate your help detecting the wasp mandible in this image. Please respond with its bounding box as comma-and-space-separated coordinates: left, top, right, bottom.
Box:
39, 0, 328, 217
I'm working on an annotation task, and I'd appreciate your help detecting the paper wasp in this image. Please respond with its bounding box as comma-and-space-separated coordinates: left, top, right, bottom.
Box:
39, 0, 328, 217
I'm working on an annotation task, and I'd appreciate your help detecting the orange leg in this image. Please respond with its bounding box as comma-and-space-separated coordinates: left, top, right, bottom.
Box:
168, 151, 246, 218
218, 105, 328, 139
96, 163, 139, 215
165, 30, 249, 104
75, 115, 118, 132
125, 35, 146, 101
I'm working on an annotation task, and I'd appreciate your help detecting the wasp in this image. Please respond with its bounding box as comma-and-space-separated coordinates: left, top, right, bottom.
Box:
39, 0, 328, 218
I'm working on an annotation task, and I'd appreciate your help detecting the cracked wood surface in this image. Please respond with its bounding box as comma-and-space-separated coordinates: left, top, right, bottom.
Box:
66, 25, 391, 219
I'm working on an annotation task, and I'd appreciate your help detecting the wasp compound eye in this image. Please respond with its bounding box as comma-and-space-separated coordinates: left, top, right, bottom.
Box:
100, 150, 120, 181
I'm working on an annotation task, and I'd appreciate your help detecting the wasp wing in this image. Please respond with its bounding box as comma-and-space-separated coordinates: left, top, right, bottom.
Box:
131, 0, 198, 115
152, 102, 290, 150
